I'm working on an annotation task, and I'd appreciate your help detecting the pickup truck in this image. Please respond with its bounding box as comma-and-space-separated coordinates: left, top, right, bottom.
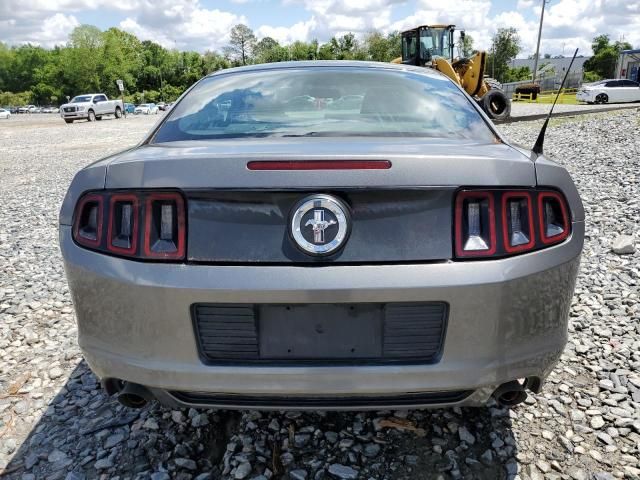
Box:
59, 94, 124, 123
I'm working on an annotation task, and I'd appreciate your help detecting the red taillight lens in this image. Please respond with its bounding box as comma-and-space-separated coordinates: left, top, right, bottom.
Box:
538, 191, 569, 244
143, 193, 185, 259
73, 194, 103, 248
455, 189, 570, 259
455, 191, 496, 257
72, 191, 186, 261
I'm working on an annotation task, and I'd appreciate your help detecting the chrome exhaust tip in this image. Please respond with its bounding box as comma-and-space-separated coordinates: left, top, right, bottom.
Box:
492, 380, 528, 407
116, 382, 153, 409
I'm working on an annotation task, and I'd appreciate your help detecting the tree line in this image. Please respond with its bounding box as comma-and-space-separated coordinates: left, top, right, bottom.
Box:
0, 25, 403, 106
0, 23, 630, 106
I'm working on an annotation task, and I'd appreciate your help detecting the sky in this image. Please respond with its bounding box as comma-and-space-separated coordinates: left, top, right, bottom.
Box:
1, 0, 638, 58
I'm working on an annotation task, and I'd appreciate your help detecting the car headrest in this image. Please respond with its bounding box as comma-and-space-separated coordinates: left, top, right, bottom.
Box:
360, 87, 415, 114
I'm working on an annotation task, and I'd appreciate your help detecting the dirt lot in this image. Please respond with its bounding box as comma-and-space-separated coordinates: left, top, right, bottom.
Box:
0, 111, 638, 480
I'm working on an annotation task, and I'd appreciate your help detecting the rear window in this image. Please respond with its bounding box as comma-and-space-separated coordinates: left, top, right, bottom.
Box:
152, 67, 496, 143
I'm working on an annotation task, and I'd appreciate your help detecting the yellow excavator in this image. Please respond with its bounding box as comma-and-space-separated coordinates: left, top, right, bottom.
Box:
392, 24, 510, 120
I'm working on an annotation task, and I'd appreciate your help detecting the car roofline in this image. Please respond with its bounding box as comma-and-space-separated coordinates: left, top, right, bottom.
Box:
205, 60, 445, 80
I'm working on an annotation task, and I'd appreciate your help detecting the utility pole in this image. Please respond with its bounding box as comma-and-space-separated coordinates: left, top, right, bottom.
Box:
532, 0, 547, 84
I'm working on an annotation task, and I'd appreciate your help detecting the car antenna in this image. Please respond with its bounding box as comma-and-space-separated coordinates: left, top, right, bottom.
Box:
532, 48, 579, 155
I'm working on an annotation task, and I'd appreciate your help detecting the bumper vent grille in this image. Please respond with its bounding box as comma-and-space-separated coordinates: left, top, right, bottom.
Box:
193, 302, 447, 365
383, 303, 447, 358
193, 305, 259, 360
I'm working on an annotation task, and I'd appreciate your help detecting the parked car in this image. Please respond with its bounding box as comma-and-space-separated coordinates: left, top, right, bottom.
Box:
9, 106, 18, 114
59, 94, 124, 123
576, 79, 640, 104
60, 61, 584, 411
134, 103, 159, 115
124, 103, 136, 114
0, 108, 11, 119
42, 106, 53, 113
51, 107, 60, 113
18, 105, 36, 113
157, 102, 167, 111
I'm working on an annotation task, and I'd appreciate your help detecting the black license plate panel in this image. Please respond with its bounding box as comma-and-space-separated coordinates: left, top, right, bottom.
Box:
258, 304, 383, 359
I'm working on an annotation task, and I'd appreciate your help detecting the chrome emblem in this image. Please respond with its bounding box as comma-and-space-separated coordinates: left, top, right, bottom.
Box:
291, 195, 350, 255
305, 210, 337, 243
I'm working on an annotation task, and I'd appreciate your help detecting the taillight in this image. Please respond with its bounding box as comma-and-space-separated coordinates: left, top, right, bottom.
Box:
107, 194, 139, 255
143, 193, 185, 259
72, 190, 186, 261
502, 191, 535, 253
455, 191, 496, 257
455, 189, 570, 259
73, 194, 103, 248
538, 191, 569, 244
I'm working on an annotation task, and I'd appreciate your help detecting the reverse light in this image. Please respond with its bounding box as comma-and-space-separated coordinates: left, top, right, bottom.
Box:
502, 192, 535, 253
72, 190, 186, 261
107, 194, 139, 255
73, 194, 103, 248
539, 191, 569, 244
455, 189, 571, 259
144, 193, 186, 259
455, 191, 496, 257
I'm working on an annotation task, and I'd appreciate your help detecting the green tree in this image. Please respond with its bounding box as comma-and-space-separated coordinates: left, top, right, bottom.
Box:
584, 34, 632, 79
456, 33, 475, 58
504, 66, 531, 82
100, 28, 143, 98
203, 50, 231, 73
61, 25, 105, 94
289, 40, 317, 61
364, 31, 401, 62
254, 37, 279, 59
486, 28, 521, 82
329, 33, 362, 59
224, 24, 256, 65
317, 42, 335, 60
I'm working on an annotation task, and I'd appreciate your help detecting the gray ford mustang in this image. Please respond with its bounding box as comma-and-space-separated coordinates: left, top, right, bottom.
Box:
59, 61, 584, 410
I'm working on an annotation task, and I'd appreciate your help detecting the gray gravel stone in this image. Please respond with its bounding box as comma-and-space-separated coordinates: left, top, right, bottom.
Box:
289, 469, 308, 480
611, 235, 635, 254
1, 109, 639, 480
327, 464, 358, 479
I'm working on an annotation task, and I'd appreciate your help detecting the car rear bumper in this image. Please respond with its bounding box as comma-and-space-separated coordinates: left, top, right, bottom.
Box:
60, 223, 583, 409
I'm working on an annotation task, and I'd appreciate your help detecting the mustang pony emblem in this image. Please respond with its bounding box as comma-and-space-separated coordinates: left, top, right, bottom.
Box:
305, 210, 337, 244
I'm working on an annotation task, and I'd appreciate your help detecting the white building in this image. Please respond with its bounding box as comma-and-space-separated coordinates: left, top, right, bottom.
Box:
616, 49, 640, 82
510, 56, 591, 77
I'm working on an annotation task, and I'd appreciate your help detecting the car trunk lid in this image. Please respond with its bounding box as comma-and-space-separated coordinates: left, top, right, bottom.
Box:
106, 138, 534, 263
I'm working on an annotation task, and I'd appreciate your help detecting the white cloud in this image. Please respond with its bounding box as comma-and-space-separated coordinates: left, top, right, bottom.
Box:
1, 0, 639, 58
517, 0, 535, 9
257, 18, 318, 44
0, 12, 80, 47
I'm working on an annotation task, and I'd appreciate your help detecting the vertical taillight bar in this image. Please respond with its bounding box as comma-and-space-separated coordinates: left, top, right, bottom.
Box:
455, 191, 496, 257
143, 192, 186, 259
502, 192, 535, 253
107, 193, 139, 255
538, 191, 570, 244
72, 193, 103, 248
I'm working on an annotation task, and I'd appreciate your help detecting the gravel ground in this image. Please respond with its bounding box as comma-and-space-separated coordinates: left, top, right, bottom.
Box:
0, 111, 638, 480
